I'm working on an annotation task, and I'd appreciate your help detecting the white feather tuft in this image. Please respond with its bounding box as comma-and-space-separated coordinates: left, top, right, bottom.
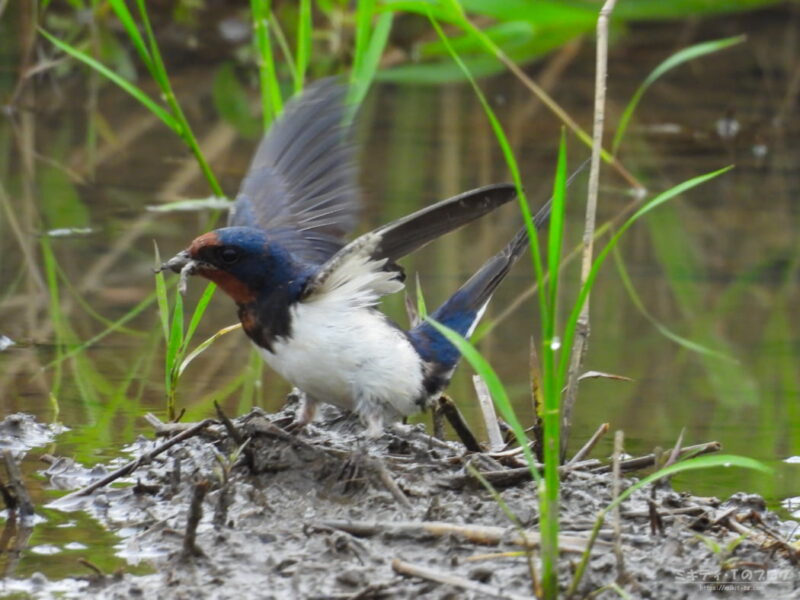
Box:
305, 232, 405, 308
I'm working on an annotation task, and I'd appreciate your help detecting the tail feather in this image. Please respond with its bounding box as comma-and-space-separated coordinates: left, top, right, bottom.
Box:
408, 199, 551, 370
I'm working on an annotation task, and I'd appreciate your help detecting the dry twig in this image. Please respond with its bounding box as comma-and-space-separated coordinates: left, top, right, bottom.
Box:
592, 441, 721, 473
392, 558, 531, 600
612, 430, 627, 585
561, 0, 619, 462
2, 450, 34, 518
322, 519, 605, 554
182, 480, 210, 559
438, 395, 481, 452
473, 375, 504, 452
568, 422, 609, 465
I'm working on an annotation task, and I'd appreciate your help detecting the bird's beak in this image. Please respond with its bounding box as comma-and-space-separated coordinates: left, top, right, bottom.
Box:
156, 249, 201, 294
158, 249, 192, 274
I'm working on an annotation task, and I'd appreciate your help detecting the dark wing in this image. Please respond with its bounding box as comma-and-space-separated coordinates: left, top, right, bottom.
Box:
368, 183, 518, 263
228, 78, 359, 265
301, 183, 518, 304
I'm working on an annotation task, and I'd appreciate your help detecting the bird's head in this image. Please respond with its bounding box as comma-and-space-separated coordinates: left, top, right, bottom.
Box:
159, 226, 309, 304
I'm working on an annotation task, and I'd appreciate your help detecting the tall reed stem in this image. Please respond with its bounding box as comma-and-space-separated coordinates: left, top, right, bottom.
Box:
560, 0, 618, 461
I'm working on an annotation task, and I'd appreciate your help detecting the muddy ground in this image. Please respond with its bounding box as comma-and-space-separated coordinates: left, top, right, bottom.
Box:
1, 408, 798, 599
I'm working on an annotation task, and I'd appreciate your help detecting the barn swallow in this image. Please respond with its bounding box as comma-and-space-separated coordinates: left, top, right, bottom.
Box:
160, 80, 550, 435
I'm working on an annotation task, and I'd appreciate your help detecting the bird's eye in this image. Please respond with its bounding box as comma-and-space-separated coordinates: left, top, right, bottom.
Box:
220, 247, 239, 264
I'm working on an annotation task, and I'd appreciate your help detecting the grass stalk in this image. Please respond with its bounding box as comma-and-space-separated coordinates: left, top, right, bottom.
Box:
430, 13, 571, 596
538, 134, 569, 599
154, 244, 218, 420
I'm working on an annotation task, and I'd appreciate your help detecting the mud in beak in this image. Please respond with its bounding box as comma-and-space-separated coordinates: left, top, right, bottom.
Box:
158, 250, 191, 274
156, 250, 204, 294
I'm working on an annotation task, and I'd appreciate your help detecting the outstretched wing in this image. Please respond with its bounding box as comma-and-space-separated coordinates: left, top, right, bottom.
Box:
228, 79, 359, 265
300, 183, 518, 307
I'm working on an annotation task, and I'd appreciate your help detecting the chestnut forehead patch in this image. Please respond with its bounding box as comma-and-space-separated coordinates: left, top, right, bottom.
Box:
188, 231, 221, 256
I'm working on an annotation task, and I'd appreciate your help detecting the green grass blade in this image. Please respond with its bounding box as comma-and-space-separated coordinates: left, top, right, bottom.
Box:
558, 167, 733, 385
415, 275, 428, 319
250, 0, 283, 128
134, 0, 172, 91
384, 0, 461, 23
166, 288, 185, 382
539, 130, 568, 600
270, 16, 298, 85
611, 35, 745, 154
40, 238, 64, 395
107, 0, 155, 74
350, 2, 394, 109
129, 0, 223, 198
546, 130, 567, 322
613, 1, 778, 20
628, 167, 733, 224
40, 29, 179, 132
294, 0, 312, 93
427, 318, 541, 484
179, 323, 242, 377
52, 257, 143, 336
154, 245, 171, 341
183, 282, 218, 349
352, 0, 375, 79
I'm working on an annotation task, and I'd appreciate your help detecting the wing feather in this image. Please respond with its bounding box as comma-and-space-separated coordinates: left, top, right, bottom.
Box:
228, 79, 359, 264
301, 183, 519, 305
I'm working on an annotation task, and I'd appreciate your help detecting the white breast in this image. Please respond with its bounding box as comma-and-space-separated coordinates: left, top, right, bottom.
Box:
256, 298, 426, 423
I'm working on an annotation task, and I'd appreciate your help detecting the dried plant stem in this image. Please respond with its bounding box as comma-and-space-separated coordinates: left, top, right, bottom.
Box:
2, 451, 34, 518
593, 441, 721, 473
182, 480, 210, 559
325, 520, 600, 554
474, 375, 504, 452
568, 422, 609, 465
612, 430, 626, 585
529, 337, 545, 463
561, 0, 618, 461
392, 558, 531, 600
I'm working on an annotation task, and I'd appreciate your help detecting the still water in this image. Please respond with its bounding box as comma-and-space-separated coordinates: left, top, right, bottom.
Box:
1, 5, 798, 582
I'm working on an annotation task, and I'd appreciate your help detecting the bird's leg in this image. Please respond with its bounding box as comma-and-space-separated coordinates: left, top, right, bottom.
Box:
363, 412, 385, 438
285, 390, 318, 433
354, 393, 386, 438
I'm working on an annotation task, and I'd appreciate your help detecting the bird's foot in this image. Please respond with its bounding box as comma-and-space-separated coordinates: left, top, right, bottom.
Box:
283, 418, 311, 435
277, 388, 318, 434
333, 445, 369, 496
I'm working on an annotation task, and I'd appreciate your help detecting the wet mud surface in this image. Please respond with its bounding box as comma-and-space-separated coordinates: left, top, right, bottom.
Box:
2, 410, 798, 599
